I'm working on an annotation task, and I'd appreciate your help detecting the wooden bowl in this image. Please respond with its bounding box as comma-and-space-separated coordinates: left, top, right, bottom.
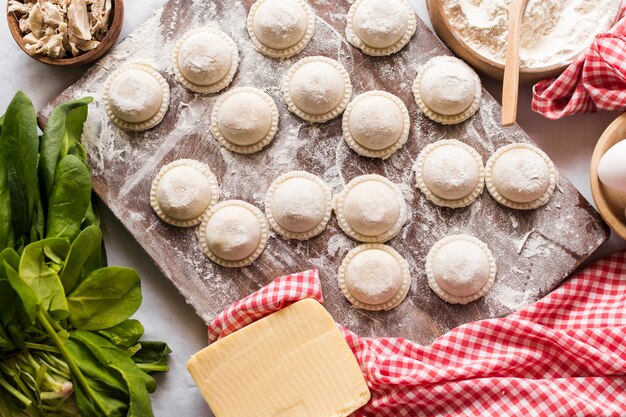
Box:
426, 0, 569, 84
7, 0, 124, 67
590, 113, 626, 240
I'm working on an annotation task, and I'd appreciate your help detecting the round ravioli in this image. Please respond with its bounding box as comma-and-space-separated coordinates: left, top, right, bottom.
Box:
338, 244, 411, 311
210, 87, 279, 154
485, 143, 557, 210
426, 235, 496, 304
346, 0, 416, 56
413, 56, 482, 125
333, 174, 407, 243
150, 159, 220, 227
197, 200, 269, 268
282, 56, 353, 122
247, 0, 316, 58
414, 140, 485, 208
173, 27, 239, 94
265, 171, 332, 240
103, 61, 170, 131
342, 91, 410, 159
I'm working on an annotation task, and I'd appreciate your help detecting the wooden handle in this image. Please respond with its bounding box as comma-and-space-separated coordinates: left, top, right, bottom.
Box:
502, 0, 528, 126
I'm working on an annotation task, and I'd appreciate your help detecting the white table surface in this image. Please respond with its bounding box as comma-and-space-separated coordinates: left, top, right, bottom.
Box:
1, 1, 625, 415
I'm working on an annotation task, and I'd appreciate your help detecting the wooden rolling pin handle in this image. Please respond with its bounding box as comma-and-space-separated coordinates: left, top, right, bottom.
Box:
502, 0, 528, 126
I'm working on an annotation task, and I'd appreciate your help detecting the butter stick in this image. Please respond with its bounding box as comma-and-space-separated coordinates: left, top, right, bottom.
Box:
188, 299, 371, 417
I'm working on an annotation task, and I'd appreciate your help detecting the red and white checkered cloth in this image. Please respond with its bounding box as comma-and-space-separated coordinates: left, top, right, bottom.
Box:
207, 252, 626, 416
532, 8, 626, 119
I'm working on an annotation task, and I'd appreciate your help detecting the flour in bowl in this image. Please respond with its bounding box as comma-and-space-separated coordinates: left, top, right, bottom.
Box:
442, 0, 621, 68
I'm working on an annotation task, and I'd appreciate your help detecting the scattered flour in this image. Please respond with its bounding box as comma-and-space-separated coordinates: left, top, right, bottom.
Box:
38, 0, 608, 343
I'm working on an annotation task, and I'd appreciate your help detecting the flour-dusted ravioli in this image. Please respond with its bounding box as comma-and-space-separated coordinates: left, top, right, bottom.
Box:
414, 140, 485, 208
485, 143, 557, 210
150, 159, 220, 227
173, 27, 239, 94
103, 61, 170, 131
282, 56, 352, 123
247, 0, 316, 58
338, 244, 411, 311
346, 0, 416, 56
342, 91, 410, 159
210, 87, 279, 154
265, 171, 332, 240
413, 56, 482, 125
426, 235, 496, 304
333, 174, 407, 243
197, 200, 270, 268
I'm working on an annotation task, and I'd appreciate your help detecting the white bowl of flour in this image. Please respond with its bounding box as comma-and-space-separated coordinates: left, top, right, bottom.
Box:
428, 0, 621, 83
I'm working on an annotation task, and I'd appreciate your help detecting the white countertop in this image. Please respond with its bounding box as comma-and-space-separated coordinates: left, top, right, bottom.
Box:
1, 1, 625, 416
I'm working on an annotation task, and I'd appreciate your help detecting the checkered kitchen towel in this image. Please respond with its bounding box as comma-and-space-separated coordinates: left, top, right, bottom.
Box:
207, 252, 626, 416
532, 8, 626, 119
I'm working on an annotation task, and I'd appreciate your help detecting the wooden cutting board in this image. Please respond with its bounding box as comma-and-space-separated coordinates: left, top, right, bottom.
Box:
40, 0, 609, 344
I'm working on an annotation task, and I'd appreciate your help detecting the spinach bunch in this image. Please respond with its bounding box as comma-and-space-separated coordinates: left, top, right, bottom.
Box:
0, 92, 171, 417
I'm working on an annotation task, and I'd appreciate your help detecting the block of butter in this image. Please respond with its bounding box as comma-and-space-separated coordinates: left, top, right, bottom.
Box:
187, 299, 371, 417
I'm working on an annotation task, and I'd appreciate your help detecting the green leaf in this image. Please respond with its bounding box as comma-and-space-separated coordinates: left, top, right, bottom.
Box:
0, 247, 20, 271
132, 341, 171, 374
59, 225, 102, 294
0, 249, 20, 323
70, 331, 155, 417
0, 92, 39, 243
67, 267, 142, 331
45, 154, 91, 241
19, 239, 70, 321
3, 260, 38, 329
96, 319, 144, 351
0, 144, 12, 251
28, 193, 45, 247
40, 97, 93, 201
65, 338, 129, 417
82, 196, 108, 272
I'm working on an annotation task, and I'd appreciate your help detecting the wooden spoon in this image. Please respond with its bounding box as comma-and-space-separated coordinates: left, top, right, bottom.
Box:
501, 0, 529, 126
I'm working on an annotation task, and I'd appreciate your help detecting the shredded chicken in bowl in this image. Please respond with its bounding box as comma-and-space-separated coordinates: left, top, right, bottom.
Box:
8, 0, 112, 59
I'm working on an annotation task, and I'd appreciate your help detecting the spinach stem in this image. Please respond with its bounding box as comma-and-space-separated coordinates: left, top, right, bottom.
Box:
36, 308, 107, 416
49, 317, 64, 333
0, 373, 31, 407
0, 327, 13, 352
136, 363, 169, 373
24, 342, 59, 354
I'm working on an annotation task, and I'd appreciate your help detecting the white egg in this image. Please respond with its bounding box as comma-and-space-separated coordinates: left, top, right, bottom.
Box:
598, 139, 626, 194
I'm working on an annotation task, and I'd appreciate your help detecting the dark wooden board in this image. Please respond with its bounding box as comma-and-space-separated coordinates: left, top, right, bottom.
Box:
40, 0, 609, 344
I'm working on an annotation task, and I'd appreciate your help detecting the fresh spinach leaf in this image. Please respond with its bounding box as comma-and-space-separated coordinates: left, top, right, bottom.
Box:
81, 196, 108, 273
0, 249, 21, 324
3, 260, 38, 329
0, 269, 18, 352
39, 97, 93, 201
96, 320, 144, 351
67, 137, 88, 167
0, 92, 39, 243
65, 338, 128, 417
45, 154, 91, 241
138, 369, 157, 394
67, 267, 142, 331
0, 248, 19, 271
0, 149, 12, 252
59, 225, 102, 294
70, 331, 154, 417
19, 239, 70, 321
28, 194, 45, 248
132, 341, 171, 374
